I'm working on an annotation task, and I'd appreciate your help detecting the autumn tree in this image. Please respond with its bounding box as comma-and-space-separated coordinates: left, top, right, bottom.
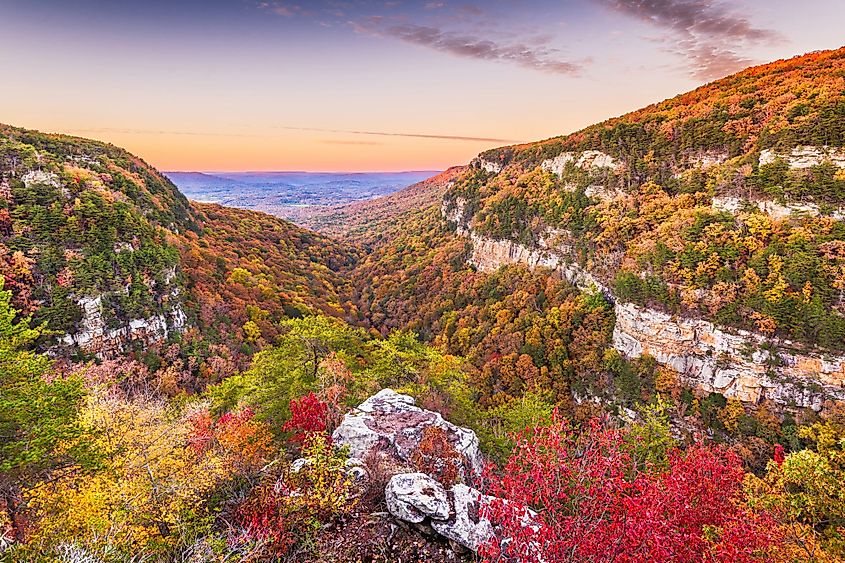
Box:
0, 279, 92, 542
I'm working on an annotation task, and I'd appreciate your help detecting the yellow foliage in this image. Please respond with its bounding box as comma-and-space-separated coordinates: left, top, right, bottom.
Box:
24, 392, 266, 554
243, 320, 262, 343
718, 398, 745, 434
763, 254, 789, 303
654, 367, 678, 394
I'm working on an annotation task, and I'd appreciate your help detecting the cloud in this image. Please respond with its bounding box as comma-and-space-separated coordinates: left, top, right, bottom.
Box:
67, 125, 513, 143
257, 2, 306, 17
258, 1, 581, 75
358, 21, 582, 74
597, 0, 784, 80
280, 126, 517, 143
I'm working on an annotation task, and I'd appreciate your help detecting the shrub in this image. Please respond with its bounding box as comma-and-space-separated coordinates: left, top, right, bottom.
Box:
480, 416, 780, 562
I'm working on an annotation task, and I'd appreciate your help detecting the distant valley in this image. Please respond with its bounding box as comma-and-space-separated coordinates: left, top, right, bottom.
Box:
165, 170, 439, 222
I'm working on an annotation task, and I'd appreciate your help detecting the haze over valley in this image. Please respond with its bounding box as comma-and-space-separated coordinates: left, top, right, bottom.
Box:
165, 170, 439, 221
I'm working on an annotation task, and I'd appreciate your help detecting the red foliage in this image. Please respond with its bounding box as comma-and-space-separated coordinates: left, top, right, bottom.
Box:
187, 406, 272, 469
480, 417, 779, 563
283, 392, 329, 446
0, 209, 11, 236
773, 443, 785, 466
232, 479, 299, 557
187, 409, 214, 454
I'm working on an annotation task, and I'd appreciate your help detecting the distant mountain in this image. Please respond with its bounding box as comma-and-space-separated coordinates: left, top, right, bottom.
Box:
297, 166, 466, 241
165, 170, 441, 221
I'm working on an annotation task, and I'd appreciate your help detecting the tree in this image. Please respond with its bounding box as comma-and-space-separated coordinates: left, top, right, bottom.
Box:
0, 279, 91, 541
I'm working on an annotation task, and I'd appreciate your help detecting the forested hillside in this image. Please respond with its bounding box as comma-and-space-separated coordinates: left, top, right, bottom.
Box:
2, 48, 845, 563
444, 48, 845, 349
294, 166, 465, 242
0, 125, 358, 378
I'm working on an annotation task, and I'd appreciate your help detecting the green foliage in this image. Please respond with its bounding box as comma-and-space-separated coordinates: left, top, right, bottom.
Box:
0, 280, 92, 486
209, 316, 368, 424
1, 131, 185, 344
626, 397, 676, 471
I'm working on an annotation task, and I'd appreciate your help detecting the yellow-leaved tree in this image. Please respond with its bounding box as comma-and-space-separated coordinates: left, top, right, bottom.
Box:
23, 382, 274, 558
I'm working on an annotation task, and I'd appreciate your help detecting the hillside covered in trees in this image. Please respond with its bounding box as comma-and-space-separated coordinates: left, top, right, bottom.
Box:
2, 48, 845, 562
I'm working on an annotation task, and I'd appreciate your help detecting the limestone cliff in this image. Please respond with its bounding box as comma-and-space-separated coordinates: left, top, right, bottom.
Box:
57, 268, 187, 358
437, 49, 845, 411
443, 198, 845, 410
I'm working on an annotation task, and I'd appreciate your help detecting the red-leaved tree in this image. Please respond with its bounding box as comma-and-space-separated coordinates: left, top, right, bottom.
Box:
480, 416, 780, 563
282, 392, 328, 446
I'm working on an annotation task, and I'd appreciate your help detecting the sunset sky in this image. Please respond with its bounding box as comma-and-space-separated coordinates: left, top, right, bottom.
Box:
2, 0, 843, 172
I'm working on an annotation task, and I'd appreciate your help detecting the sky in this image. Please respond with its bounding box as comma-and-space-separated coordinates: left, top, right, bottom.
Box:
1, 0, 843, 172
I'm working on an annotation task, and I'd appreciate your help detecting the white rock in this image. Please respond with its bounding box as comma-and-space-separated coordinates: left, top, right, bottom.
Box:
22, 170, 60, 188
451, 225, 845, 411
541, 150, 620, 177
385, 473, 450, 524
58, 277, 188, 358
712, 195, 845, 220
760, 146, 845, 169
332, 389, 483, 482
472, 157, 503, 174
431, 484, 496, 552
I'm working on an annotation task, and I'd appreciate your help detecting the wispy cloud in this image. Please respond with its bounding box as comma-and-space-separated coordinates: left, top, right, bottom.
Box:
66, 126, 514, 144
280, 125, 517, 143
366, 23, 583, 75
260, 1, 583, 75
597, 0, 784, 79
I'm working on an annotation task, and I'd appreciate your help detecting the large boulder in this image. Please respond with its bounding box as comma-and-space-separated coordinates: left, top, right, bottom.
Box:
384, 475, 498, 553
431, 484, 496, 552
332, 389, 483, 482
385, 473, 450, 523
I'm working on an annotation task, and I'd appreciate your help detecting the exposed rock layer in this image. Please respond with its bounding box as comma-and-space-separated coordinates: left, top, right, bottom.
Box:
445, 202, 845, 410
57, 268, 187, 358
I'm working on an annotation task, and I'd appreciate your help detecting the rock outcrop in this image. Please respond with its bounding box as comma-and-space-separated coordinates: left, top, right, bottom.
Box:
332, 390, 500, 554
613, 302, 845, 410
541, 150, 620, 174
464, 229, 609, 298
431, 484, 497, 552
759, 146, 845, 169
332, 389, 483, 483
472, 157, 503, 174
385, 473, 451, 523
445, 210, 845, 410
57, 268, 187, 358
385, 474, 498, 553
712, 195, 845, 220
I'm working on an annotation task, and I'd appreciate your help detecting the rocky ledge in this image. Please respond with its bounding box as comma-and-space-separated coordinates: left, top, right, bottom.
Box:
327, 390, 503, 555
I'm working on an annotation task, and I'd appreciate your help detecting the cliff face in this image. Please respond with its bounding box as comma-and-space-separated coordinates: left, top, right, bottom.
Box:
57, 268, 187, 357
439, 48, 845, 411
444, 197, 845, 411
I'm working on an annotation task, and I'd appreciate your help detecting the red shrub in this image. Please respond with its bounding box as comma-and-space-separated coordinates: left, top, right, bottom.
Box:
773, 443, 785, 466
480, 416, 779, 563
232, 479, 301, 557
